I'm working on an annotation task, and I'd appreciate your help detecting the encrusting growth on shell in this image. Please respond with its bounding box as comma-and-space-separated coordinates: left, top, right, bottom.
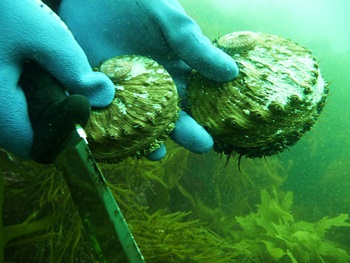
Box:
216, 31, 261, 55
85, 55, 180, 162
188, 31, 328, 158
100, 59, 133, 83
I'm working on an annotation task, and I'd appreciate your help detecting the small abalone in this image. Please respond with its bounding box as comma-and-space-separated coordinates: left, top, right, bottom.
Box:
188, 31, 328, 158
85, 55, 180, 162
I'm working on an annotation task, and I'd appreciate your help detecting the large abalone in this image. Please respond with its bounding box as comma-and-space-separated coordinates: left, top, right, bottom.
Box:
188, 31, 328, 158
85, 55, 180, 162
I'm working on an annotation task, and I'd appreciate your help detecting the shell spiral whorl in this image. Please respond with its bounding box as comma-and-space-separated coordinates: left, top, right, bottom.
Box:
85, 55, 180, 162
188, 31, 328, 158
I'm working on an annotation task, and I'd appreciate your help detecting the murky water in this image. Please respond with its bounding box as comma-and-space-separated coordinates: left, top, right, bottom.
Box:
180, 0, 350, 213
2, 1, 350, 262
179, 0, 350, 261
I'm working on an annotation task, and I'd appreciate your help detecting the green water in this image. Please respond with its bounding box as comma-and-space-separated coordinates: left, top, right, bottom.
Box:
180, 0, 350, 215
183, 0, 350, 257
2, 1, 350, 262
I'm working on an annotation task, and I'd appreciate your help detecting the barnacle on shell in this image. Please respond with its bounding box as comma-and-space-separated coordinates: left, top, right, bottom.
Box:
188, 31, 328, 158
85, 55, 180, 162
100, 59, 133, 82
216, 31, 261, 55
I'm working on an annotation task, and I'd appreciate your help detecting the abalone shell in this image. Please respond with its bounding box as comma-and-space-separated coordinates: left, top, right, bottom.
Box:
85, 55, 180, 162
188, 31, 328, 158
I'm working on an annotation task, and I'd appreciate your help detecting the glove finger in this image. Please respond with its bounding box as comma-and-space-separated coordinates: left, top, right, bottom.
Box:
20, 1, 115, 108
147, 0, 238, 82
170, 111, 213, 154
147, 144, 167, 161
0, 84, 32, 159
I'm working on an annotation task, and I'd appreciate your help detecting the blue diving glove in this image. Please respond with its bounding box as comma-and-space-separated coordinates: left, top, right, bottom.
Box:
59, 0, 239, 160
0, 0, 115, 161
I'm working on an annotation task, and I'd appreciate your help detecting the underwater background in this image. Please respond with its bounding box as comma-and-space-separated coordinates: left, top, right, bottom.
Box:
1, 0, 350, 262
180, 0, 350, 219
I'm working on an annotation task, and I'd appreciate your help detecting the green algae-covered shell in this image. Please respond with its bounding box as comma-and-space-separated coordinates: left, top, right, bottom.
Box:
188, 31, 328, 158
85, 55, 180, 162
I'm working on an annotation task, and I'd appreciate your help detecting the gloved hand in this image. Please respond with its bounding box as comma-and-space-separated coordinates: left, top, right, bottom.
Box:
59, 0, 239, 160
0, 0, 115, 160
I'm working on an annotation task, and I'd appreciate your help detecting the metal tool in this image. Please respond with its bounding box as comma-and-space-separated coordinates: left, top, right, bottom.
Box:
54, 125, 145, 263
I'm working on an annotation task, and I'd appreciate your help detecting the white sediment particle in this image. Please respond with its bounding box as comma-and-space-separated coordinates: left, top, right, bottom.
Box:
134, 92, 149, 99
163, 90, 173, 99
114, 98, 127, 115
276, 129, 283, 135
146, 76, 159, 83
115, 85, 125, 91
156, 68, 165, 74
125, 58, 149, 80
153, 104, 162, 111
243, 109, 250, 115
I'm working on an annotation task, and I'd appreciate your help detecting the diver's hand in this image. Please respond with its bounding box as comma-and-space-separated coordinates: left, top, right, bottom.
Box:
59, 0, 239, 159
0, 0, 115, 159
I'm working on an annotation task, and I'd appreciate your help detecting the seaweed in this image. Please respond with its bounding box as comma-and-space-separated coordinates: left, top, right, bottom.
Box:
234, 189, 350, 262
1, 144, 350, 262
128, 210, 249, 263
1, 154, 97, 263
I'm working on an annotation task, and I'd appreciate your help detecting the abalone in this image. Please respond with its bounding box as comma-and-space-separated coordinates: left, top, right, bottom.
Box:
188, 31, 328, 158
85, 55, 180, 162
